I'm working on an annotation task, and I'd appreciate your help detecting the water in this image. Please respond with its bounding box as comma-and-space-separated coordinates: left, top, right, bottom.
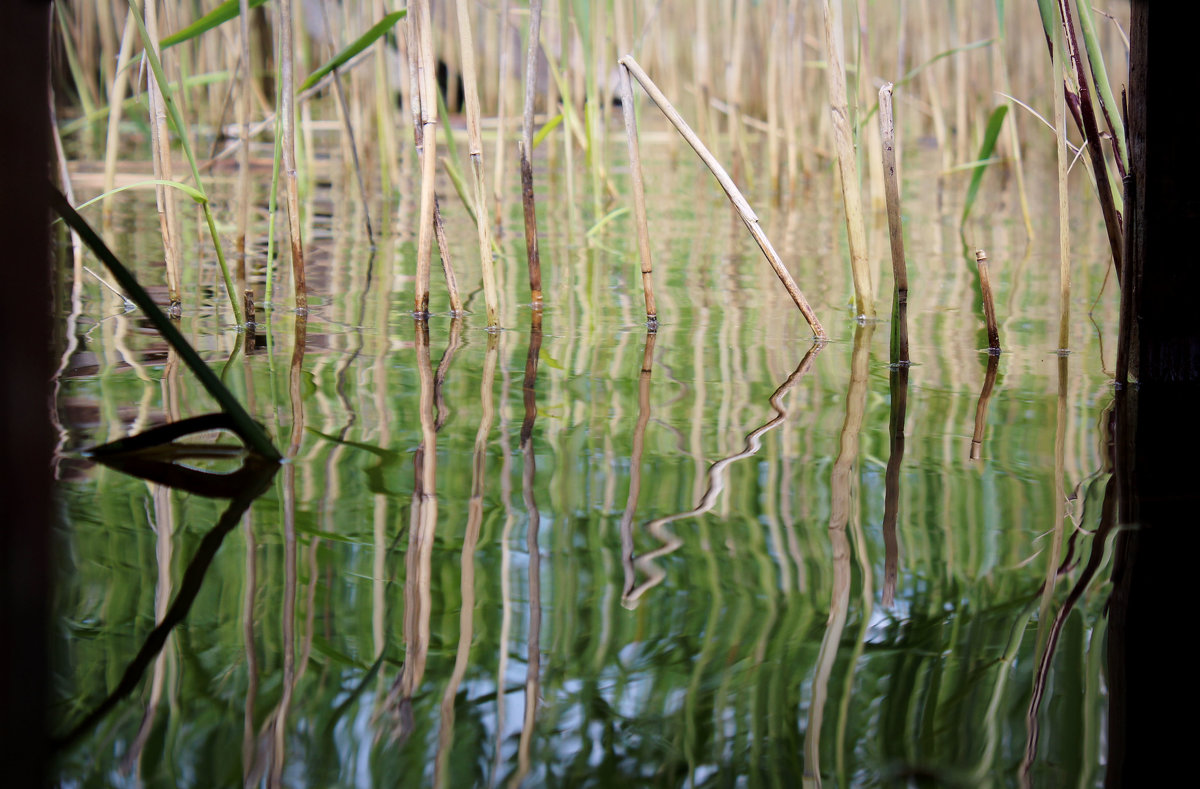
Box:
51, 137, 1118, 786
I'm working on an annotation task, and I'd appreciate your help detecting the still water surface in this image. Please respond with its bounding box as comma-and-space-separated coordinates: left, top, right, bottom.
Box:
52, 139, 1117, 786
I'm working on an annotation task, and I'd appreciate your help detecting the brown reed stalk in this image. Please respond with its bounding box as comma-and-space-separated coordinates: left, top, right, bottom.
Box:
617, 63, 657, 326
1051, 5, 1071, 352
975, 249, 1001, 352
144, 0, 182, 314
520, 0, 545, 306
620, 56, 826, 339
820, 0, 875, 318
279, 0, 307, 312
454, 0, 500, 327
879, 83, 909, 364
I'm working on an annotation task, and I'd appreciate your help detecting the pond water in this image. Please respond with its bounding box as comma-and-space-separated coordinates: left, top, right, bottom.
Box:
52, 131, 1118, 786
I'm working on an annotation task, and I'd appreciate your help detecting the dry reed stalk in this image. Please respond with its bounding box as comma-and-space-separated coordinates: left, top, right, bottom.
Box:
879, 83, 909, 363
954, 1, 969, 165
617, 63, 657, 325
102, 9, 136, 228
994, 3, 1035, 241
1051, 4, 1070, 352
766, 0, 782, 196
372, 0, 401, 203
279, 0, 307, 312
725, 0, 751, 184
782, 0, 801, 187
411, 0, 439, 316
820, 0, 875, 318
454, 0, 500, 327
620, 56, 826, 339
521, 0, 545, 306
144, 0, 183, 313
492, 0, 513, 227
975, 249, 1001, 352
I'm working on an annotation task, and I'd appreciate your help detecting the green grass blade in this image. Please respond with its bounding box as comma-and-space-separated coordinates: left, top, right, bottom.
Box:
160, 0, 271, 50
960, 105, 1009, 229
298, 10, 407, 92
532, 113, 564, 150
51, 185, 282, 462
860, 39, 994, 125
1036, 0, 1056, 42
69, 179, 207, 215
59, 72, 232, 136
1076, 0, 1128, 173
585, 206, 629, 237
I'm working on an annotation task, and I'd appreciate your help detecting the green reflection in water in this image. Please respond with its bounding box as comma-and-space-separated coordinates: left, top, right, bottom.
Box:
51, 145, 1116, 787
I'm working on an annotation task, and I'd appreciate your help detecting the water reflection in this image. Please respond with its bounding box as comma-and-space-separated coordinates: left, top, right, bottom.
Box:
52, 147, 1121, 785
623, 338, 823, 606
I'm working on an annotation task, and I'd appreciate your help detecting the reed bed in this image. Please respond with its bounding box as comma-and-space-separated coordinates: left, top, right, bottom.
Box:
54, 1, 1128, 335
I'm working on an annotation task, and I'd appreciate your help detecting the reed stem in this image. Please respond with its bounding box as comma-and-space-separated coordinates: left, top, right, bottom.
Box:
619, 56, 826, 339
278, 0, 307, 313
521, 0, 545, 306
879, 83, 908, 363
455, 0, 500, 326
975, 248, 1001, 353
411, 0, 439, 316
143, 0, 182, 313
617, 62, 657, 326
820, 0, 874, 318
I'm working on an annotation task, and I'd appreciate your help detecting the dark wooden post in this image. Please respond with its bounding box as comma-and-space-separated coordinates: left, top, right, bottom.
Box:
0, 0, 52, 784
1110, 2, 1200, 784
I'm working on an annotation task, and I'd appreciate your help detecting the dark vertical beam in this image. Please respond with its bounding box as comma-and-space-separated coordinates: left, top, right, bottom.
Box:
0, 0, 52, 785
1110, 3, 1200, 786
1129, 0, 1200, 382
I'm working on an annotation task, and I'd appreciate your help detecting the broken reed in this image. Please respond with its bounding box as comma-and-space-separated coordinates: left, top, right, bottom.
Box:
975, 249, 1001, 353
619, 56, 825, 340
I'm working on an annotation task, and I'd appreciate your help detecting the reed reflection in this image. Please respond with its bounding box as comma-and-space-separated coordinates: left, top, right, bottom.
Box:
883, 362, 909, 607
805, 323, 871, 788
385, 320, 439, 744
970, 353, 1000, 461
434, 331, 498, 788
270, 312, 307, 787
512, 311, 544, 788
623, 340, 822, 606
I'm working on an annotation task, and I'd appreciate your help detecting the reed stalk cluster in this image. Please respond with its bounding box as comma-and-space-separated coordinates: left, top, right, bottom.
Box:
54, 1, 1128, 340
